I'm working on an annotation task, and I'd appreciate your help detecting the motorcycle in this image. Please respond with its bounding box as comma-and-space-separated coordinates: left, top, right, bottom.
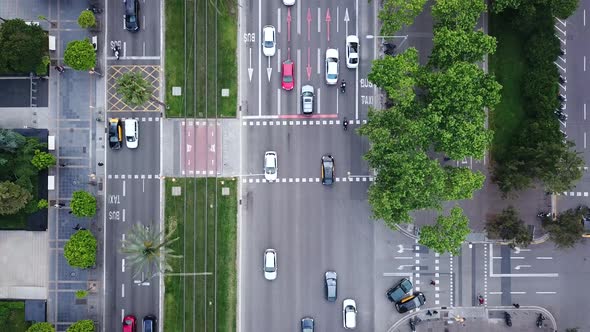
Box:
342, 117, 348, 131
114, 45, 120, 60
536, 313, 545, 328
382, 42, 396, 56
537, 211, 550, 219
554, 110, 567, 121
87, 6, 102, 14
340, 80, 346, 93
504, 312, 512, 327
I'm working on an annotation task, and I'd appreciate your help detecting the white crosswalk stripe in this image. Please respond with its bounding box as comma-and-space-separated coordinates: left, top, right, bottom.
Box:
107, 174, 160, 179
242, 176, 373, 184
242, 119, 368, 126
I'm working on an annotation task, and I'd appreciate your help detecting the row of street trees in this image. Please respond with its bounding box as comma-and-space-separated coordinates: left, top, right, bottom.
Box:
363, 0, 501, 254
28, 320, 95, 332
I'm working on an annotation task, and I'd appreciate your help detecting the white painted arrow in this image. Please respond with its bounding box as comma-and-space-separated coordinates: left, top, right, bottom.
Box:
397, 244, 411, 253
344, 8, 350, 36
513, 247, 532, 254
267, 56, 272, 82
514, 265, 532, 270
248, 48, 253, 82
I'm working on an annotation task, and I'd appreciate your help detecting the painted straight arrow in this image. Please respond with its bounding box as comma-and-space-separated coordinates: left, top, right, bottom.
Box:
248, 48, 253, 82
306, 47, 311, 80
307, 8, 312, 41
344, 8, 350, 37
266, 56, 272, 82
287, 8, 292, 42
514, 265, 532, 270
397, 265, 413, 270
326, 8, 331, 41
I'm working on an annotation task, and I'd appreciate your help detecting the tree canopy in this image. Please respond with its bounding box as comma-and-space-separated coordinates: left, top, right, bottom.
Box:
70, 190, 97, 217
27, 322, 55, 332
485, 206, 532, 248
379, 0, 428, 36
429, 28, 497, 69
0, 181, 32, 215
419, 206, 470, 255
368, 48, 420, 108
432, 0, 486, 31
31, 150, 56, 170
116, 72, 152, 107
63, 39, 96, 71
77, 10, 96, 28
0, 19, 48, 74
66, 320, 94, 332
64, 230, 97, 269
543, 208, 584, 249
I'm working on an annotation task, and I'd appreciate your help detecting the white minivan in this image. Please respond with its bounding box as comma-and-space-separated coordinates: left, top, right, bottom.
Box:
124, 119, 139, 149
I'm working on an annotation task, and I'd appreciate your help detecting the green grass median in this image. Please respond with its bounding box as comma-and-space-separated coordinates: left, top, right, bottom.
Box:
165, 0, 237, 118
164, 178, 237, 332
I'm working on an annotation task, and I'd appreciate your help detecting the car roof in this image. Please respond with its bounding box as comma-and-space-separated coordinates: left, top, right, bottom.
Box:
283, 60, 293, 73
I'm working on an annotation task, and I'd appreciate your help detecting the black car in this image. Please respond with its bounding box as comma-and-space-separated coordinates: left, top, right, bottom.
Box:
386, 278, 413, 303
301, 317, 314, 332
143, 315, 156, 332
124, 0, 139, 31
395, 292, 426, 313
321, 155, 335, 185
109, 118, 123, 149
325, 271, 337, 302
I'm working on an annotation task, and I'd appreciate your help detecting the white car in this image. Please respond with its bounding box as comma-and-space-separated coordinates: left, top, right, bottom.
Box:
343, 299, 357, 329
282, 0, 295, 5
262, 25, 276, 57
325, 48, 339, 85
263, 249, 277, 280
345, 35, 359, 69
264, 151, 277, 181
124, 119, 138, 149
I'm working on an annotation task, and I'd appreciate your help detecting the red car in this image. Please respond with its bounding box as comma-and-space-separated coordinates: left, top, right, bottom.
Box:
282, 59, 294, 90
123, 315, 136, 332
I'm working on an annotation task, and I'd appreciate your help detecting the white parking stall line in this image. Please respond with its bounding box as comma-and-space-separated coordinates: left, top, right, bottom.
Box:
123, 42, 127, 58
317, 7, 321, 33
277, 88, 281, 115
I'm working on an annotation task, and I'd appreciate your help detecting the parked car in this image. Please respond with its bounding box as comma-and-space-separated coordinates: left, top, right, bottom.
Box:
122, 315, 136, 332
325, 271, 337, 302
142, 315, 156, 332
264, 249, 277, 280
283, 0, 295, 5
346, 35, 359, 69
325, 48, 339, 85
301, 85, 314, 114
264, 151, 278, 181
124, 119, 139, 149
301, 317, 314, 332
395, 292, 426, 313
342, 299, 357, 329
262, 25, 276, 57
321, 155, 335, 185
124, 0, 139, 31
282, 60, 294, 90
386, 278, 413, 303
109, 118, 123, 150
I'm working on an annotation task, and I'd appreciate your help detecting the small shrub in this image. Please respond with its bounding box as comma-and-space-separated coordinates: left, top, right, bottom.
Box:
31, 149, 56, 170
37, 199, 48, 209
27, 322, 55, 332
77, 10, 96, 28
66, 319, 94, 332
75, 290, 88, 299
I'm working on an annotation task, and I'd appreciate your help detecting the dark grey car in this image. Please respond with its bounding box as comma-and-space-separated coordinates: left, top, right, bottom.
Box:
386, 278, 413, 303
325, 271, 337, 302
301, 317, 314, 332
124, 0, 139, 31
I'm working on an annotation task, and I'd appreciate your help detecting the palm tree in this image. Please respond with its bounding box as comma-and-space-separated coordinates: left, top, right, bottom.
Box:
121, 219, 181, 280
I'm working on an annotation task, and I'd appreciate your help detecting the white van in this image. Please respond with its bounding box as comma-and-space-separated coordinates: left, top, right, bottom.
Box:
124, 119, 139, 149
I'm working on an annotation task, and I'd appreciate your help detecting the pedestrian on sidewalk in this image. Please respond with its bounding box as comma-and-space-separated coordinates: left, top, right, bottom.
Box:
59, 163, 66, 167
68, 210, 73, 214
430, 280, 436, 286
98, 162, 104, 166
478, 295, 484, 305
54, 65, 65, 73
513, 303, 520, 309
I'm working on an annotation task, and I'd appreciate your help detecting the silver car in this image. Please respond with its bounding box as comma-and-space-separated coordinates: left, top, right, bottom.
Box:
263, 249, 277, 280
301, 85, 314, 114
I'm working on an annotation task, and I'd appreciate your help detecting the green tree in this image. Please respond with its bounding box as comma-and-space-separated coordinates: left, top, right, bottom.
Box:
63, 39, 96, 71
70, 190, 97, 217
429, 28, 497, 69
77, 10, 96, 28
543, 208, 584, 249
368, 48, 420, 107
0, 19, 48, 74
64, 230, 97, 268
537, 141, 584, 193
0, 181, 32, 215
379, 0, 428, 36
37, 199, 49, 209
66, 320, 94, 332
492, 0, 522, 13
75, 290, 88, 299
0, 128, 26, 153
27, 322, 55, 332
419, 206, 470, 255
31, 149, 56, 170
431, 0, 486, 31
443, 166, 485, 200
121, 220, 182, 280
486, 206, 532, 248
36, 55, 51, 76
424, 62, 501, 159
551, 0, 580, 19
116, 72, 152, 107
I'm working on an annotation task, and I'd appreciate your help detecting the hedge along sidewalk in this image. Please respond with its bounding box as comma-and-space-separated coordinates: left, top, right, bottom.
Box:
164, 0, 237, 118
163, 178, 237, 332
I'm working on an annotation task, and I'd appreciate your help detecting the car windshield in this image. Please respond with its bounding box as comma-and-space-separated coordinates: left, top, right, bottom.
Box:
265, 166, 275, 174
350, 58, 358, 64
264, 256, 275, 271
126, 135, 135, 142
264, 40, 273, 48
